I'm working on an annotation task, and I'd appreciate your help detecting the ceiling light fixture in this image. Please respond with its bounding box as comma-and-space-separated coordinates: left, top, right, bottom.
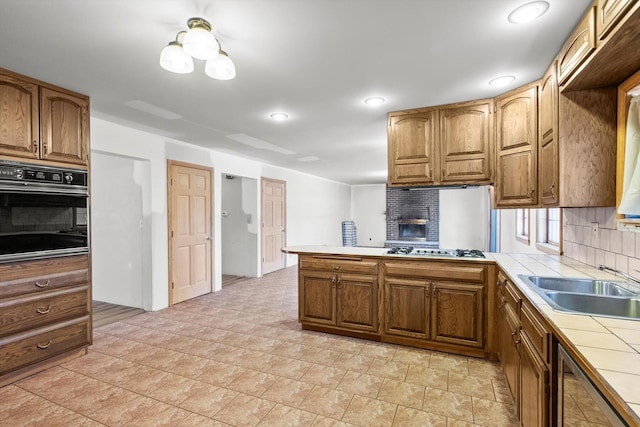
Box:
508, 1, 550, 24
488, 75, 516, 87
270, 113, 289, 121
160, 17, 235, 80
364, 96, 385, 106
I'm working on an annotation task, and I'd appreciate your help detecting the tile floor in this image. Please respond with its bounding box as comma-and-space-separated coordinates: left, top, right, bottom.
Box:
0, 267, 518, 426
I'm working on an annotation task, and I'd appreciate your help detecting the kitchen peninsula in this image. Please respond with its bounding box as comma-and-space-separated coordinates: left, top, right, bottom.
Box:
283, 245, 640, 426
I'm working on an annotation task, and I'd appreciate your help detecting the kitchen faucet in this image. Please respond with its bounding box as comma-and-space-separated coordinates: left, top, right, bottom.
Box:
598, 265, 640, 287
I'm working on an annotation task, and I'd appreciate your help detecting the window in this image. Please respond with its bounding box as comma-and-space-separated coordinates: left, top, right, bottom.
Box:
516, 208, 529, 244
537, 208, 562, 254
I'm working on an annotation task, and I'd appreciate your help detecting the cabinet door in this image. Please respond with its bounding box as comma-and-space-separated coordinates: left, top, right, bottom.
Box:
40, 87, 89, 166
388, 111, 437, 186
596, 0, 634, 40
519, 332, 549, 427
383, 277, 430, 339
299, 271, 336, 326
500, 303, 520, 406
557, 6, 596, 85
336, 273, 378, 332
495, 85, 538, 207
431, 282, 484, 348
0, 73, 39, 160
440, 100, 492, 184
538, 64, 559, 205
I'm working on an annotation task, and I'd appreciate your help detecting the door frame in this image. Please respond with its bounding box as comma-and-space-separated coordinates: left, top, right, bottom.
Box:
167, 160, 214, 306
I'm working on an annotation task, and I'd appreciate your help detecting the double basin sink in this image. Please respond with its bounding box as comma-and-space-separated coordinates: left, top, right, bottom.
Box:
518, 275, 640, 320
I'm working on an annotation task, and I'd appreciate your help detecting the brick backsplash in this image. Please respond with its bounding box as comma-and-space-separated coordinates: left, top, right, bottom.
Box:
563, 207, 640, 276
386, 187, 439, 242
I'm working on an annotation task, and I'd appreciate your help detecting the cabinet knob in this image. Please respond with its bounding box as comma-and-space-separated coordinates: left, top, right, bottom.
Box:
529, 188, 535, 197
42, 143, 48, 156
35, 280, 50, 288
550, 183, 556, 197
333, 265, 341, 270
32, 140, 38, 154
331, 276, 336, 287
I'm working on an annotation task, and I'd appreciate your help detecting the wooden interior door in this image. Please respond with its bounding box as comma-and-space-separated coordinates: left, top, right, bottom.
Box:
168, 161, 213, 305
261, 178, 286, 275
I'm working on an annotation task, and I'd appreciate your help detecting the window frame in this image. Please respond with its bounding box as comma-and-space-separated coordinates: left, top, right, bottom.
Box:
515, 208, 530, 244
536, 208, 562, 255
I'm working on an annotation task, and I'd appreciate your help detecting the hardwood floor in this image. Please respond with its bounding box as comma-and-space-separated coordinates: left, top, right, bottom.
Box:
92, 301, 145, 328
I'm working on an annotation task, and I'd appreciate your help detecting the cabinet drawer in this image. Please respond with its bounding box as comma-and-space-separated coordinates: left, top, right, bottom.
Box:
521, 303, 550, 364
0, 269, 88, 299
300, 256, 378, 275
0, 316, 90, 376
503, 280, 522, 315
0, 286, 89, 337
558, 6, 596, 85
383, 261, 485, 283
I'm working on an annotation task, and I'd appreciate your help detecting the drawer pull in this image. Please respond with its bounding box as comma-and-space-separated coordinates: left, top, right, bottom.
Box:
333, 265, 342, 270
36, 305, 52, 314
37, 340, 52, 349
35, 280, 50, 288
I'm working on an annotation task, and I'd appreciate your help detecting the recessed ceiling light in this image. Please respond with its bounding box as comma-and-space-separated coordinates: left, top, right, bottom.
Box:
298, 156, 320, 162
488, 75, 516, 87
270, 112, 289, 121
508, 1, 549, 24
364, 97, 385, 106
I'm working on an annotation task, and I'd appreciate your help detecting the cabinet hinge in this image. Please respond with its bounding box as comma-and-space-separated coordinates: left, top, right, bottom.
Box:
171, 230, 173, 238
171, 282, 174, 289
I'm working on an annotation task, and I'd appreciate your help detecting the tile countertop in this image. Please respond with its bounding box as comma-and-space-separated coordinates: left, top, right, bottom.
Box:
283, 246, 640, 422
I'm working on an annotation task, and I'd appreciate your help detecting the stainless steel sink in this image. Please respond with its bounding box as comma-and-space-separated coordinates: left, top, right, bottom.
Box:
521, 275, 636, 296
518, 274, 640, 320
544, 292, 640, 319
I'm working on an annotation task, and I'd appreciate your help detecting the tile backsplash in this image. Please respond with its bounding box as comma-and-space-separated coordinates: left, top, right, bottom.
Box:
563, 207, 640, 277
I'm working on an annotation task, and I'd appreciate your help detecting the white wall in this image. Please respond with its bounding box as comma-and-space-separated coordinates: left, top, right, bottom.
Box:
499, 209, 543, 254
439, 187, 490, 250
351, 184, 386, 247
90, 117, 351, 311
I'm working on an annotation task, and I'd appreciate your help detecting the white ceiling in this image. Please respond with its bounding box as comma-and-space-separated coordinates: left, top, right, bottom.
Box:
0, 0, 591, 185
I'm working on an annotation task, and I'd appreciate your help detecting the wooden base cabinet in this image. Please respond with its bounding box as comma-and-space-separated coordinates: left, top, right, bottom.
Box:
299, 256, 379, 335
0, 255, 92, 386
382, 260, 488, 357
496, 270, 551, 427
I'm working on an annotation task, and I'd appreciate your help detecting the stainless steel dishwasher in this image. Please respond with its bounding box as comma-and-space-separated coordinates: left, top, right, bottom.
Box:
558, 344, 627, 426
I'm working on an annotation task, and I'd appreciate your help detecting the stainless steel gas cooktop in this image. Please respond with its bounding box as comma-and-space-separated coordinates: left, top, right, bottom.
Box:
386, 247, 485, 258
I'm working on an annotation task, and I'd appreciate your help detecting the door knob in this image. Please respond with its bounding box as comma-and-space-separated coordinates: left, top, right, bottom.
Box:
206, 236, 212, 241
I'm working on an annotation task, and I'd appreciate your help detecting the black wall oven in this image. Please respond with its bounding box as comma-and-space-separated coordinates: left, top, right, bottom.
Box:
0, 161, 89, 262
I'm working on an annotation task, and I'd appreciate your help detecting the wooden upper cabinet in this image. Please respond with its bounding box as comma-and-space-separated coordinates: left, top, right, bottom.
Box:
439, 100, 492, 184
388, 111, 437, 186
538, 63, 559, 206
557, 6, 596, 86
40, 87, 89, 166
0, 68, 89, 167
596, 0, 635, 40
0, 73, 39, 160
495, 84, 538, 207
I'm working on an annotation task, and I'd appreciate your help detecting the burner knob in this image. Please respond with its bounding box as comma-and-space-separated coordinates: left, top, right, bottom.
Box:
65, 173, 74, 183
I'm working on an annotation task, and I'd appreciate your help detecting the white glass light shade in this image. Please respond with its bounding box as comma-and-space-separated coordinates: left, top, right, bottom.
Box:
183, 25, 219, 60
160, 42, 194, 74
205, 51, 236, 80
489, 75, 516, 87
508, 1, 550, 24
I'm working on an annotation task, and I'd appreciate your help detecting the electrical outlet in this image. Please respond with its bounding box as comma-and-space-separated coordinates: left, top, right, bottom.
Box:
591, 222, 599, 233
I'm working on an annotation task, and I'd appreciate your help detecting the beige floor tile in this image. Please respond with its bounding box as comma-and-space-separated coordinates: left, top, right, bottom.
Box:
422, 387, 473, 422
447, 373, 495, 400
378, 378, 425, 409
393, 406, 447, 426
235, 350, 283, 372
299, 385, 354, 419
261, 377, 315, 406
467, 359, 503, 380
213, 393, 275, 427
267, 356, 313, 379
336, 371, 384, 398
177, 413, 231, 426
367, 358, 409, 381
257, 404, 318, 426
178, 383, 239, 418
310, 416, 358, 427
341, 395, 397, 427
227, 369, 278, 396
332, 353, 374, 373
445, 418, 482, 426
45, 412, 105, 427
300, 347, 343, 366
429, 354, 470, 374
126, 401, 192, 426
198, 361, 248, 386
301, 364, 347, 388
471, 397, 519, 426
360, 343, 398, 360
393, 348, 432, 366
85, 387, 157, 425
0, 390, 76, 425
405, 365, 449, 390
330, 337, 366, 354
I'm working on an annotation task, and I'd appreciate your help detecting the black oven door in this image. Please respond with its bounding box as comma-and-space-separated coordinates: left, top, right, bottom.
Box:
0, 190, 89, 262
